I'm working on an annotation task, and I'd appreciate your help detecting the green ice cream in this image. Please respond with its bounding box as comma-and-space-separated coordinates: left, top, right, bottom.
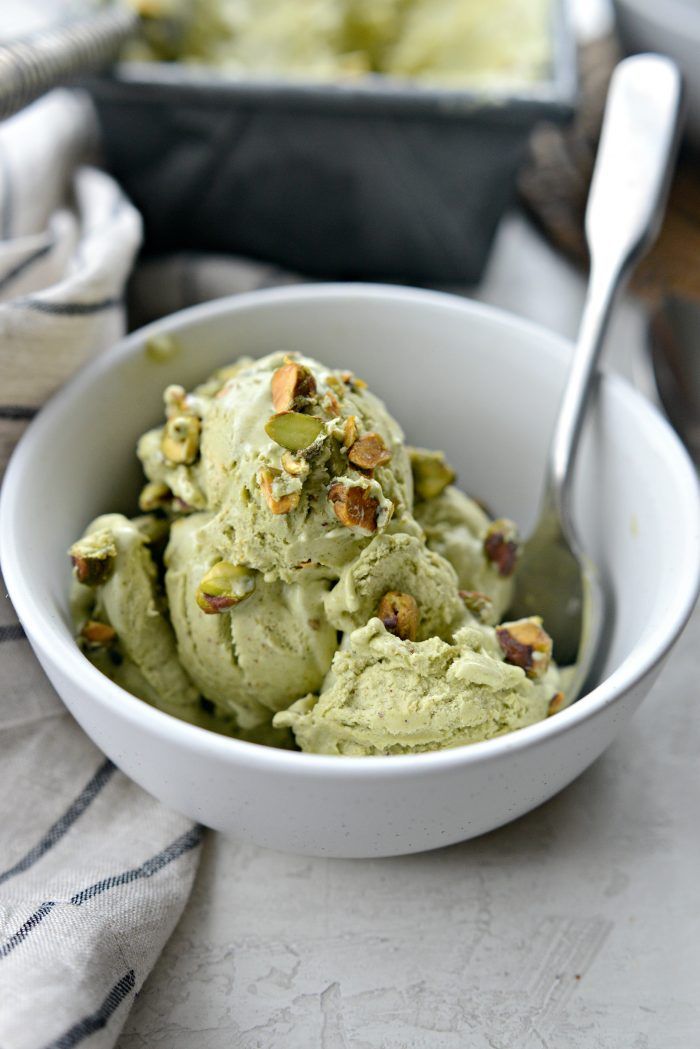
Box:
70, 348, 563, 753
414, 484, 515, 619
274, 616, 560, 754
138, 352, 413, 580
165, 512, 337, 726
324, 531, 463, 641
70, 513, 201, 720
129, 0, 551, 90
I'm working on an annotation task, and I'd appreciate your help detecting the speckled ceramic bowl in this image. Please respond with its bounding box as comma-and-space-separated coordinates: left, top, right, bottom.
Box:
2, 285, 698, 857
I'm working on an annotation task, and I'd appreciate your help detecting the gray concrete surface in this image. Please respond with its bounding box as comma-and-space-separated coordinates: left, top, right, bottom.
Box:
116, 213, 700, 1048
117, 606, 699, 1049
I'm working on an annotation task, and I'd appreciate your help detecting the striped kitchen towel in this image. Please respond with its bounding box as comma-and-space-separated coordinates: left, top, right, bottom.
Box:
0, 91, 203, 1048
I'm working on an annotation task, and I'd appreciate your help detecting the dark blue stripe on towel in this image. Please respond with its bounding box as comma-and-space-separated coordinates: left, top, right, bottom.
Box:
0, 760, 115, 886
39, 970, 136, 1049
0, 623, 25, 643
0, 902, 55, 959
12, 296, 123, 316
0, 240, 53, 294
0, 405, 37, 420
70, 825, 204, 906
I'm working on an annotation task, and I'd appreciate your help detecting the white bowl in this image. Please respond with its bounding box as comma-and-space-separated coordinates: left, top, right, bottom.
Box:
2, 285, 699, 858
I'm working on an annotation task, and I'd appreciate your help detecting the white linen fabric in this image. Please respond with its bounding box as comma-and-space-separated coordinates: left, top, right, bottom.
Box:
0, 91, 204, 1049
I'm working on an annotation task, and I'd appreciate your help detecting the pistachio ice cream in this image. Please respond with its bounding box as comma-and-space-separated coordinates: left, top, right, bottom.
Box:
129, 0, 552, 90
274, 616, 561, 755
69, 349, 564, 753
414, 482, 516, 620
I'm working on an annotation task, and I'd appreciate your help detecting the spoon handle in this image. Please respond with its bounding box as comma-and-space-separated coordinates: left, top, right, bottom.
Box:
547, 54, 683, 521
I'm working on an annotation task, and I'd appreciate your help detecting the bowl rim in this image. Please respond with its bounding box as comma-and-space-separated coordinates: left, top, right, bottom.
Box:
2, 282, 699, 779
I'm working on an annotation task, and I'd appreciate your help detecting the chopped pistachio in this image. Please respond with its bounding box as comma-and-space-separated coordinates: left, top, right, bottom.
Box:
196, 561, 256, 614
459, 589, 497, 626
348, 432, 392, 471
483, 518, 520, 578
69, 530, 117, 587
548, 691, 566, 716
265, 411, 324, 451
496, 617, 553, 679
271, 361, 316, 412
80, 620, 117, 647
163, 384, 187, 417
341, 415, 359, 448
328, 482, 381, 533
281, 450, 310, 479
161, 414, 200, 465
341, 371, 367, 390
409, 447, 456, 501
145, 333, 179, 362
138, 480, 171, 513
258, 467, 300, 514
322, 390, 341, 417
377, 591, 419, 641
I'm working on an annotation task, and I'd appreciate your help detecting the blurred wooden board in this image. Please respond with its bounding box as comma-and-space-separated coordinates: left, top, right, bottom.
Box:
519, 36, 700, 304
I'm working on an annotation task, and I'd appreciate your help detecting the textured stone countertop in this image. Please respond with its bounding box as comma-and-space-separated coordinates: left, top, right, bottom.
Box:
117, 214, 700, 1049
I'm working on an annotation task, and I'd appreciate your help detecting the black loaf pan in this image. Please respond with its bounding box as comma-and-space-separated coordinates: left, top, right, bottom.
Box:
87, 3, 576, 283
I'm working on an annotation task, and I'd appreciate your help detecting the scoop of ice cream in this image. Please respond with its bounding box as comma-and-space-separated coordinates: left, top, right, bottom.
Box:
164, 512, 338, 726
136, 359, 256, 513
70, 349, 565, 755
70, 513, 200, 715
324, 531, 463, 641
274, 616, 560, 754
138, 352, 414, 582
414, 484, 515, 619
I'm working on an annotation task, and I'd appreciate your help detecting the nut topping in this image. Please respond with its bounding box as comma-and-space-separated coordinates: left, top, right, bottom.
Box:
409, 448, 456, 501
483, 518, 520, 578
161, 414, 200, 465
265, 411, 324, 452
146, 334, 179, 363
281, 450, 310, 479
80, 620, 116, 647
69, 530, 117, 587
271, 361, 316, 412
163, 384, 187, 417
459, 589, 496, 626
377, 591, 419, 641
348, 432, 392, 472
328, 482, 381, 532
548, 691, 566, 716
196, 561, 256, 614
258, 467, 301, 515
138, 481, 172, 513
341, 371, 367, 390
496, 617, 553, 679
341, 415, 359, 448
322, 390, 341, 417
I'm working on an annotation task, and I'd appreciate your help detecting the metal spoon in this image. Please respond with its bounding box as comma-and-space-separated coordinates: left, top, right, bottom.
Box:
510, 54, 683, 698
